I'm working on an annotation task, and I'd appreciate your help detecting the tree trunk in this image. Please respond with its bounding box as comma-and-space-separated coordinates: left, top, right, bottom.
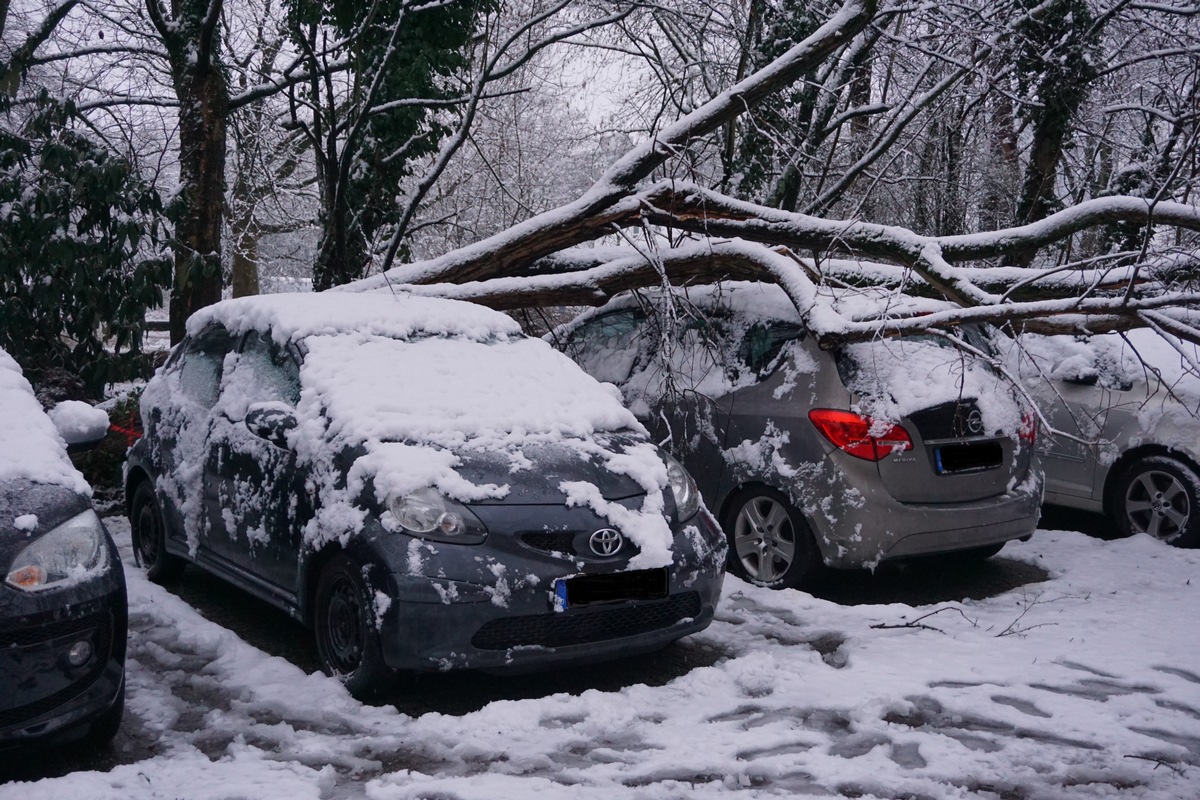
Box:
230, 207, 260, 298
169, 66, 229, 343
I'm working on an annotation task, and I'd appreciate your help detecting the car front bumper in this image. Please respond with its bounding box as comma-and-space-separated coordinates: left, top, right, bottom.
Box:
0, 574, 127, 748
368, 508, 726, 672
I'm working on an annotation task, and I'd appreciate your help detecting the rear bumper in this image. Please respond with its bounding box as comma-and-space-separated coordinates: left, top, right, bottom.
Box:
809, 470, 1044, 568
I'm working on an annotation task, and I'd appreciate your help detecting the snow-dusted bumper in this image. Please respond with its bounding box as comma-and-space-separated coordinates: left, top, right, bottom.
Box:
0, 548, 126, 749
806, 464, 1044, 568
370, 507, 726, 672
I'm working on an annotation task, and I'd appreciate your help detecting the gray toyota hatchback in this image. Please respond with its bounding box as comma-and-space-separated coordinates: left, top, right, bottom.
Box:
555, 282, 1043, 589
125, 293, 724, 697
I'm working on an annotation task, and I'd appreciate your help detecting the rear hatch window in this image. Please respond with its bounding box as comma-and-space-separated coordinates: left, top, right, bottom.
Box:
834, 328, 1028, 504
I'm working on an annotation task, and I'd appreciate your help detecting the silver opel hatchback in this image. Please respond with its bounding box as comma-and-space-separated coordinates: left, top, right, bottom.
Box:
554, 282, 1043, 589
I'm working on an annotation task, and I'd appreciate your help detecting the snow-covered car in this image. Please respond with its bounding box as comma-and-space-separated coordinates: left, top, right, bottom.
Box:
553, 282, 1043, 590
124, 293, 725, 697
0, 349, 126, 750
1012, 329, 1200, 547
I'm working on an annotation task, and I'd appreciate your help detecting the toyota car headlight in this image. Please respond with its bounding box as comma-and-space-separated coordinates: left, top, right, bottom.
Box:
6, 509, 109, 592
388, 487, 488, 544
662, 452, 701, 521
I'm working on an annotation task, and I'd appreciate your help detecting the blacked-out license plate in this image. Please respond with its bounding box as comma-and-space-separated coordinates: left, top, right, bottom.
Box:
934, 441, 1002, 474
553, 568, 669, 609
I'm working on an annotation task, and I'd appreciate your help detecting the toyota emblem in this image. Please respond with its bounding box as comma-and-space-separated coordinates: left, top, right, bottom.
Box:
588, 528, 624, 557
965, 408, 984, 435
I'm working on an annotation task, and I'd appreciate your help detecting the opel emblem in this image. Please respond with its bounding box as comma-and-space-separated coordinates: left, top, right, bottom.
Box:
588, 528, 624, 557
965, 408, 984, 435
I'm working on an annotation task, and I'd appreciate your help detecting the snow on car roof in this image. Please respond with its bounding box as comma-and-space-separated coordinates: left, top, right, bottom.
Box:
0, 348, 90, 495
300, 334, 643, 450
186, 291, 522, 344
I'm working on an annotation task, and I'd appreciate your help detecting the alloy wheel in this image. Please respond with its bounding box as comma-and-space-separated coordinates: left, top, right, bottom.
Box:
733, 495, 797, 582
1124, 468, 1191, 541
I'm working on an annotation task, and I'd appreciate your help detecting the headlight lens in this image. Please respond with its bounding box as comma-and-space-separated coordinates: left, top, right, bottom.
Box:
388, 487, 488, 544
663, 452, 701, 521
6, 509, 109, 592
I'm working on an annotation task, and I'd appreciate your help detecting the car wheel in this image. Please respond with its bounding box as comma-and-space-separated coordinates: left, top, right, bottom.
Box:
1113, 455, 1200, 547
129, 481, 185, 584
723, 486, 824, 590
314, 555, 393, 699
81, 680, 124, 748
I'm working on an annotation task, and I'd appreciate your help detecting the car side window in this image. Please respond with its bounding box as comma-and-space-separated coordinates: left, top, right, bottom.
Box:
240, 332, 301, 405
217, 332, 302, 420
740, 322, 806, 374
563, 311, 645, 385
178, 326, 233, 409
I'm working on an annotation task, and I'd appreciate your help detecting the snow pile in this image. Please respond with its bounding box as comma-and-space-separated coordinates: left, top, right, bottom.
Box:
48, 400, 109, 446
300, 335, 640, 450
186, 291, 520, 345
0, 348, 90, 496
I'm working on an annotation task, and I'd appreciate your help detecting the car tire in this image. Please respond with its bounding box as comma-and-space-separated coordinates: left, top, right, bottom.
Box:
129, 481, 185, 584
723, 486, 825, 590
81, 680, 124, 747
1113, 455, 1200, 547
314, 554, 393, 699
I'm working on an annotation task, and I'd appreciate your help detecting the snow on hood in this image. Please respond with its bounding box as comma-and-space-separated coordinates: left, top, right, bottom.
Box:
187, 291, 521, 345
0, 348, 91, 497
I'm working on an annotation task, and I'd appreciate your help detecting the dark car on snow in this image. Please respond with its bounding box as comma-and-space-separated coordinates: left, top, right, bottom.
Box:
125, 293, 725, 698
1, 349, 126, 750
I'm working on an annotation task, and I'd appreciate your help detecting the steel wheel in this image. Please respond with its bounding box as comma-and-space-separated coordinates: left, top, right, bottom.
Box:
129, 481, 184, 584
320, 575, 365, 675
723, 486, 824, 589
314, 555, 393, 698
1113, 456, 1200, 548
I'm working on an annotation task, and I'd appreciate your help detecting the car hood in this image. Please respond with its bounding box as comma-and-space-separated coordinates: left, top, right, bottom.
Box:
456, 438, 652, 505
354, 432, 656, 507
0, 478, 93, 566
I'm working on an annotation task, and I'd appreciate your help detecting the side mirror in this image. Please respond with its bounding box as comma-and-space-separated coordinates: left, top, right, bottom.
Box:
49, 401, 110, 453
245, 403, 298, 449
1062, 371, 1099, 387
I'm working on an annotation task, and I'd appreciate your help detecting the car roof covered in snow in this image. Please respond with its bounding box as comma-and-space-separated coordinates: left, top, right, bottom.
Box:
0, 348, 90, 495
186, 291, 522, 344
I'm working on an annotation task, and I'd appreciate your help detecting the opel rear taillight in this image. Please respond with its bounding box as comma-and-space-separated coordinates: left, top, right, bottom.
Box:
1018, 408, 1037, 445
808, 409, 913, 462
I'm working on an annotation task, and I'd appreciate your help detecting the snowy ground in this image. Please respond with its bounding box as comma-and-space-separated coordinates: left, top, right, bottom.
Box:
5, 521, 1200, 800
